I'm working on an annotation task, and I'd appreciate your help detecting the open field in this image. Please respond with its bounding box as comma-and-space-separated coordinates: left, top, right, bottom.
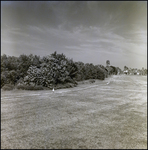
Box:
1, 75, 147, 149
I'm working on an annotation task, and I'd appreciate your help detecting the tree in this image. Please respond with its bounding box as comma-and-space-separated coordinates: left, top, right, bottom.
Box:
1, 54, 7, 72
24, 52, 78, 87
106, 60, 110, 66
124, 66, 128, 71
8, 70, 18, 85
75, 61, 85, 81
18, 54, 31, 78
110, 66, 118, 75
1, 74, 6, 87
24, 65, 43, 86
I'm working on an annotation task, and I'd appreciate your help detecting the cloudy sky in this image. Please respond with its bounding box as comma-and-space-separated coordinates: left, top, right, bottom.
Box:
1, 1, 147, 69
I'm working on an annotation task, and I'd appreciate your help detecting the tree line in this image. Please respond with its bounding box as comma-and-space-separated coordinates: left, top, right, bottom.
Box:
1, 52, 121, 89
123, 66, 147, 75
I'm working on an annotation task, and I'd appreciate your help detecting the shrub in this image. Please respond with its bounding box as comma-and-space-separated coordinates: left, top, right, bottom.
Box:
16, 84, 44, 90
24, 52, 78, 87
1, 74, 6, 88
16, 84, 26, 90
33, 85, 44, 90
2, 84, 14, 91
53, 82, 77, 90
89, 79, 95, 83
65, 83, 75, 88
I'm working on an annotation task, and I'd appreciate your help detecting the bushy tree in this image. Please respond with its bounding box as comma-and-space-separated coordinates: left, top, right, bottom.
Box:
17, 54, 32, 78
110, 66, 118, 75
24, 66, 43, 86
105, 66, 114, 75
8, 70, 18, 85
1, 52, 122, 89
1, 70, 17, 87
1, 55, 18, 72
1, 74, 6, 88
75, 61, 85, 81
106, 60, 110, 66
24, 52, 78, 87
75, 62, 105, 80
124, 66, 128, 71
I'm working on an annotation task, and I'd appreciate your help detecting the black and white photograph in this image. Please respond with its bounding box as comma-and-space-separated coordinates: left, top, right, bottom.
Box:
1, 1, 147, 149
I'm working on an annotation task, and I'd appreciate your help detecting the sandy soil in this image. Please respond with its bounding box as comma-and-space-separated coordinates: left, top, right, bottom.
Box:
1, 75, 147, 149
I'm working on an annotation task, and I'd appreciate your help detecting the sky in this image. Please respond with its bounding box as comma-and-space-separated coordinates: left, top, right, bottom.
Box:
1, 1, 147, 69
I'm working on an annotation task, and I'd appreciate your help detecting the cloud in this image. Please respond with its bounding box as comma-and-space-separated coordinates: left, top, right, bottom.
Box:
2, 1, 146, 30
1, 1, 147, 69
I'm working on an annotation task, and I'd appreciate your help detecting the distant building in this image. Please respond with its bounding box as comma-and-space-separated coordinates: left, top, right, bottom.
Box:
124, 67, 147, 76
123, 70, 128, 75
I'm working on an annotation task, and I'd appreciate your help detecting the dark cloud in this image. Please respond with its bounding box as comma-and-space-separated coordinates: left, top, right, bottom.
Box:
2, 1, 146, 29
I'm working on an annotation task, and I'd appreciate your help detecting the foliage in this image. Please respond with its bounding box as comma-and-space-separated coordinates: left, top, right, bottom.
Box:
110, 66, 118, 75
1, 52, 132, 90
1, 74, 6, 88
116, 67, 122, 74
106, 60, 110, 66
2, 84, 14, 91
8, 70, 18, 85
89, 79, 95, 83
105, 66, 113, 75
1, 54, 18, 72
75, 61, 85, 81
75, 62, 105, 81
24, 52, 78, 87
16, 84, 44, 90
124, 66, 128, 71
1, 54, 41, 87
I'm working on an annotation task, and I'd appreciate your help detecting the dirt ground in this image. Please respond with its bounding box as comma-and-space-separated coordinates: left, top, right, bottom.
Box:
1, 75, 147, 149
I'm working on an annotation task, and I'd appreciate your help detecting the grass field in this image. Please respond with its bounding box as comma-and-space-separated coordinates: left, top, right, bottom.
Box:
1, 75, 147, 149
